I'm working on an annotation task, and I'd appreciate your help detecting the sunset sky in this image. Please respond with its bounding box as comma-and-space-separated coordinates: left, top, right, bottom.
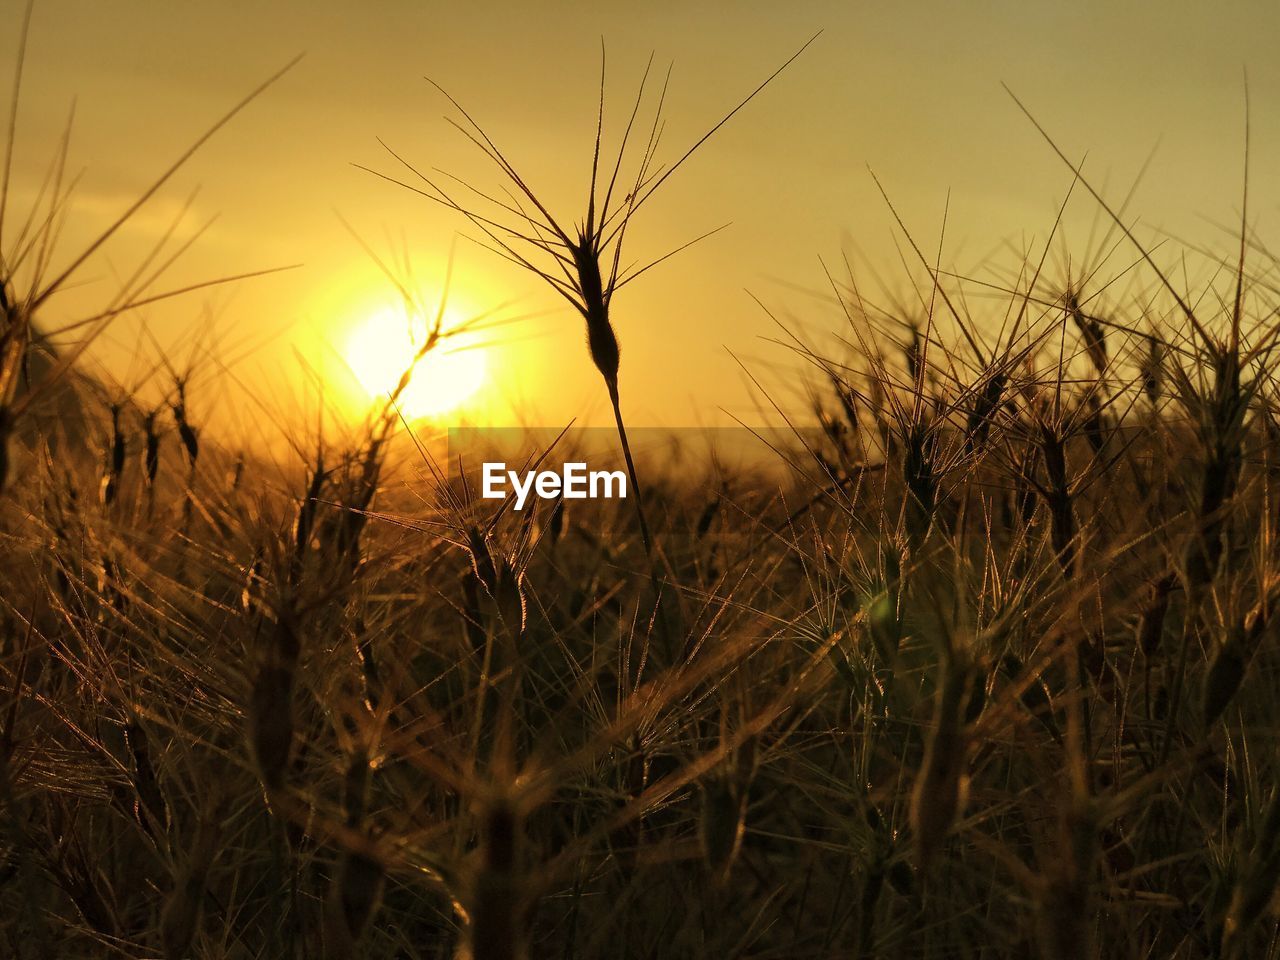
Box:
5, 0, 1278, 441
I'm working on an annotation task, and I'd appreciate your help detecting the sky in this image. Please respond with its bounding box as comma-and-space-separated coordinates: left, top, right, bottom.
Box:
4, 0, 1278, 444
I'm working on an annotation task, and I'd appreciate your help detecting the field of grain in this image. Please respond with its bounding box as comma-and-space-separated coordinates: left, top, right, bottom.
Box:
2, 8, 1280, 960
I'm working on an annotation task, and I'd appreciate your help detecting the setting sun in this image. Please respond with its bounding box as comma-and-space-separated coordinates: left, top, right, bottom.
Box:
343, 307, 487, 419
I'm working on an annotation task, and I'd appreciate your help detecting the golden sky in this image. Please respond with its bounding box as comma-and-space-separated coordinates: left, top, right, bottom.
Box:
5, 0, 1278, 441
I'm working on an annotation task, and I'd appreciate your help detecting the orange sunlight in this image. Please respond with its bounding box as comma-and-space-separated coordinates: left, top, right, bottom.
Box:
343, 306, 488, 419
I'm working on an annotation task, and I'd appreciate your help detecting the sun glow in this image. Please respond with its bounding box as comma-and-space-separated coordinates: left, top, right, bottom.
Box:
344, 307, 487, 419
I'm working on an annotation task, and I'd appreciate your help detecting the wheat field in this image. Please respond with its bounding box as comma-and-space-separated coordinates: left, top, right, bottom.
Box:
2, 7, 1280, 960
